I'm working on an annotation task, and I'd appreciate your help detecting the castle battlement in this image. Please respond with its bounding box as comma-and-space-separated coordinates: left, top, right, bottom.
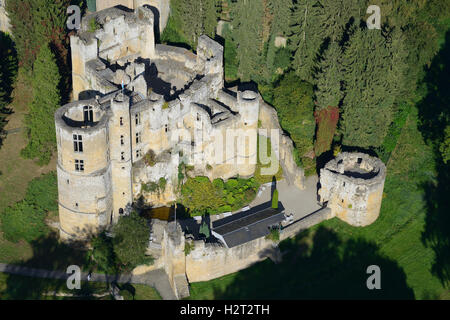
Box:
56, 5, 260, 241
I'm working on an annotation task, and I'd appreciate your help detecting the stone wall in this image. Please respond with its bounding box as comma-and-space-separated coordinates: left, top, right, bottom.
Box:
318, 152, 386, 226
0, 5, 10, 33
258, 100, 305, 189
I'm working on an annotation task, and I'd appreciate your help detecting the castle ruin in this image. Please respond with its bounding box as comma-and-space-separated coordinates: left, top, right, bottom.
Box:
318, 152, 387, 226
56, 6, 262, 240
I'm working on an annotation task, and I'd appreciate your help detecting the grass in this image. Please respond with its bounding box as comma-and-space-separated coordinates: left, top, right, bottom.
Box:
0, 71, 57, 264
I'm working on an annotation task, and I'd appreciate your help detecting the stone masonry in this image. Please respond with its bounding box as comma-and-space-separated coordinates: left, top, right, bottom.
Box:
318, 152, 387, 226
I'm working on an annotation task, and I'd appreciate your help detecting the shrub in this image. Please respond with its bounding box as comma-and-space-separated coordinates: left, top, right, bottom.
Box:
143, 150, 156, 167
158, 177, 167, 192
113, 211, 153, 271
272, 189, 279, 209
265, 227, 280, 242
88, 18, 100, 33
0, 201, 49, 243
184, 241, 195, 256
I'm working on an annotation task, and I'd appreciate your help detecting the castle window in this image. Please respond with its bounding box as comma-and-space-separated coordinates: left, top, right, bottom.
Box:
120, 117, 123, 126
136, 132, 142, 144
121, 152, 125, 161
75, 203, 78, 208
136, 149, 142, 158
119, 208, 124, 215
66, 179, 69, 184
357, 158, 362, 164
165, 124, 168, 133
73, 134, 83, 153
75, 159, 84, 172
83, 106, 93, 122
120, 135, 124, 145
197, 113, 200, 121
135, 113, 141, 125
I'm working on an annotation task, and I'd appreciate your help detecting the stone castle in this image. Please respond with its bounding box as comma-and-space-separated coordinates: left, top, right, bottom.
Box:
53, 5, 388, 298
56, 6, 262, 240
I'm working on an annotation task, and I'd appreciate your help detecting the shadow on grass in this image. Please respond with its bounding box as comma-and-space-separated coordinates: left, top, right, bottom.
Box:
209, 227, 414, 299
418, 31, 450, 288
0, 232, 102, 300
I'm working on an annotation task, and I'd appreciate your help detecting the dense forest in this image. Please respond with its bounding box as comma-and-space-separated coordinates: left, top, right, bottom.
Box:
0, 0, 449, 299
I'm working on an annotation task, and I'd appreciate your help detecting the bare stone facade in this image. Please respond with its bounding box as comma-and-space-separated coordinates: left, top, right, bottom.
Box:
56, 6, 266, 240
0, 0, 10, 33
318, 152, 387, 226
95, 0, 170, 32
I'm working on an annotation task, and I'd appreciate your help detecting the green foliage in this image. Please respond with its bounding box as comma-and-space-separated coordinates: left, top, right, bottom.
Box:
112, 212, 153, 271
181, 176, 259, 216
88, 232, 117, 274
169, 0, 218, 49
439, 125, 450, 164
271, 189, 278, 209
6, 0, 71, 70
0, 172, 56, 243
340, 26, 407, 148
315, 41, 343, 109
158, 177, 167, 192
272, 73, 315, 162
21, 44, 61, 165
184, 241, 195, 256
199, 221, 210, 239
265, 227, 280, 242
254, 135, 283, 184
88, 18, 100, 33
231, 0, 265, 81
141, 181, 158, 193
0, 201, 48, 243
143, 149, 156, 167
24, 171, 58, 212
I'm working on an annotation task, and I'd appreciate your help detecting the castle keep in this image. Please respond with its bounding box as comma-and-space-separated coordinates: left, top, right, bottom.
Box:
55, 6, 261, 240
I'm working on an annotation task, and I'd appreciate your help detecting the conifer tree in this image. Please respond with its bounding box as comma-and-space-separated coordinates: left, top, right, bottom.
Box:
340, 26, 406, 148
288, 0, 324, 83
21, 44, 61, 164
231, 0, 265, 81
315, 41, 343, 109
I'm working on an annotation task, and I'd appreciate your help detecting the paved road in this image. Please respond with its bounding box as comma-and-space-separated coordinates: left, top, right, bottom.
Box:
0, 263, 177, 300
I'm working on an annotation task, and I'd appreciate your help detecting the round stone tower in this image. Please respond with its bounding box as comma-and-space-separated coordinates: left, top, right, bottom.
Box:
318, 152, 387, 226
55, 98, 113, 240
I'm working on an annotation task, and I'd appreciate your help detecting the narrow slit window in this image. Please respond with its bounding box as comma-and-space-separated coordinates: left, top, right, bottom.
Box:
165, 124, 168, 133
120, 135, 124, 145
120, 117, 123, 126
135, 113, 141, 125
121, 152, 125, 161
136, 132, 141, 144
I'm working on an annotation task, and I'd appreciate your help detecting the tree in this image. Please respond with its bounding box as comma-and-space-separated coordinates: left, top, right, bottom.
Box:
340, 26, 407, 148
315, 41, 343, 109
288, 0, 325, 83
172, 0, 218, 48
113, 211, 152, 271
272, 73, 315, 160
231, 0, 265, 81
89, 232, 117, 274
21, 44, 61, 164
